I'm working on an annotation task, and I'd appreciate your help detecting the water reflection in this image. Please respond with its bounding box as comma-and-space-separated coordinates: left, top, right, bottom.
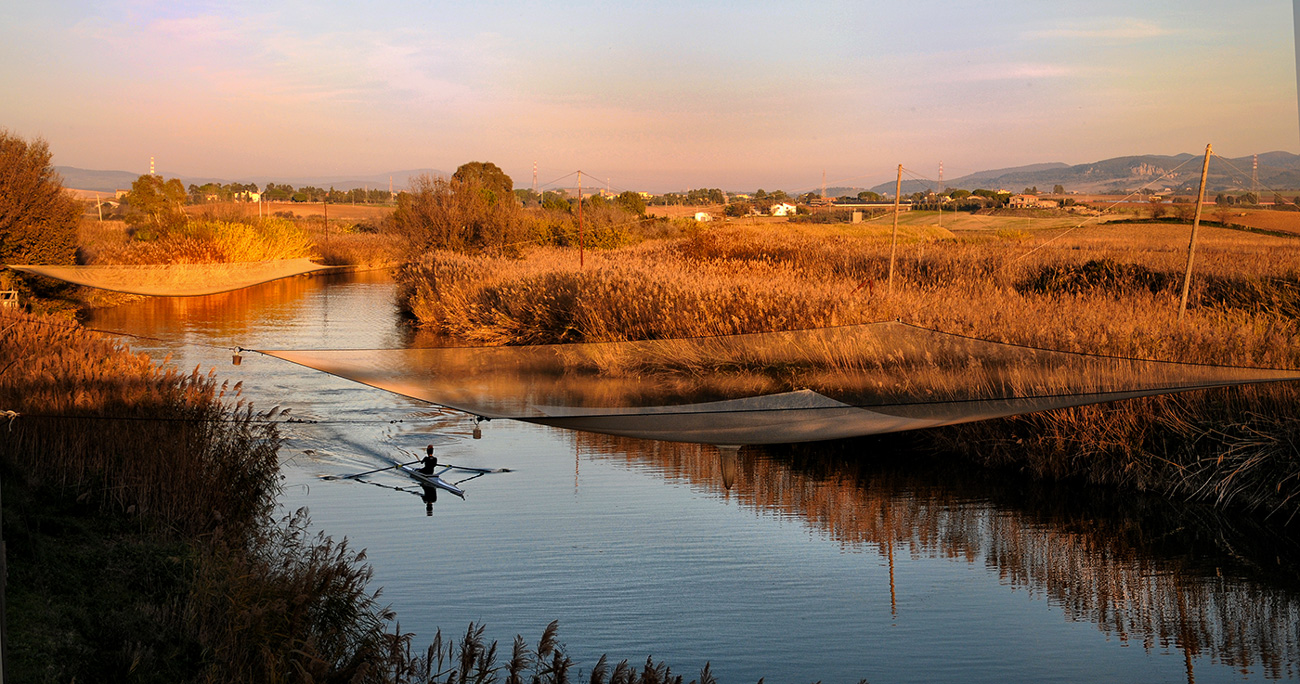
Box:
88, 270, 405, 350
577, 432, 1300, 681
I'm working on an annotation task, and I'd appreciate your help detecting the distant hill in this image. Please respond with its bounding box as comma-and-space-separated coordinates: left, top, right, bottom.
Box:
55, 167, 140, 193
56, 167, 450, 193
867, 152, 1300, 197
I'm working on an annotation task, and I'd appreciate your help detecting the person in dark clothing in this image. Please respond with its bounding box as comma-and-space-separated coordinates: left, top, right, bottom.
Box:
419, 445, 439, 515
419, 444, 438, 475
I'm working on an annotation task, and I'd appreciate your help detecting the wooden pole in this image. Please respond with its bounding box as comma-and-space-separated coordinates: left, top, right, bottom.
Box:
1178, 144, 1213, 321
578, 171, 584, 268
889, 164, 902, 292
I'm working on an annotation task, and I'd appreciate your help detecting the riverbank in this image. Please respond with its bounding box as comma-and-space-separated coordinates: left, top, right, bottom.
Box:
0, 309, 403, 681
395, 221, 1300, 521
0, 308, 732, 682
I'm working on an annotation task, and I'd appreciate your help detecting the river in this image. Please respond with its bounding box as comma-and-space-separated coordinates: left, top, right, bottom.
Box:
87, 270, 1300, 683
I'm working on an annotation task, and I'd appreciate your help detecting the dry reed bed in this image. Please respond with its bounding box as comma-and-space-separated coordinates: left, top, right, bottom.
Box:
0, 309, 279, 536
397, 224, 1299, 362
80, 216, 313, 265
0, 310, 409, 681
396, 224, 1300, 519
80, 216, 397, 270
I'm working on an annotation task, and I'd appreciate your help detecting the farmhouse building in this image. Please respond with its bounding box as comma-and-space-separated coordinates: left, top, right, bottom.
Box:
1009, 194, 1058, 209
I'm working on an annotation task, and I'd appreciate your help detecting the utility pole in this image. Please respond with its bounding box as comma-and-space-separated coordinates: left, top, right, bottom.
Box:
937, 161, 943, 230
1178, 144, 1213, 321
889, 164, 902, 292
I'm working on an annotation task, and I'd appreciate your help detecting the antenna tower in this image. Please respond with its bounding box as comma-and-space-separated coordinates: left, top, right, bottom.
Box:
150, 156, 155, 176
821, 170, 827, 200
533, 161, 538, 196
1252, 154, 1259, 197
938, 161, 943, 188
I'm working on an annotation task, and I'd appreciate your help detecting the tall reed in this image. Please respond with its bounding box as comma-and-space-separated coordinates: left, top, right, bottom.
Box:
394, 223, 1300, 519
0, 310, 400, 681
80, 216, 313, 265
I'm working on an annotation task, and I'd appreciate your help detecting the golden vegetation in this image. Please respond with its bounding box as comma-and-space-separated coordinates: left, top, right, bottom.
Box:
0, 310, 404, 681
396, 220, 1300, 518
79, 216, 313, 265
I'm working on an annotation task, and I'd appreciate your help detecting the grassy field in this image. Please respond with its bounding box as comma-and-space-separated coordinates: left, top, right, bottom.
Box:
1216, 207, 1300, 235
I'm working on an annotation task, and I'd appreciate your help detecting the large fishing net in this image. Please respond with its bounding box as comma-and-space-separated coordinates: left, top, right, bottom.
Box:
6, 258, 331, 296
260, 321, 1300, 446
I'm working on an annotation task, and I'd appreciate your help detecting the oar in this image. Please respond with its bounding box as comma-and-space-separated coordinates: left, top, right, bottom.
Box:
440, 463, 512, 473
322, 459, 422, 480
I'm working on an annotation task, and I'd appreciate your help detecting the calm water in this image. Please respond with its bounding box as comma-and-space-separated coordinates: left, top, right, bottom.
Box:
89, 271, 1300, 683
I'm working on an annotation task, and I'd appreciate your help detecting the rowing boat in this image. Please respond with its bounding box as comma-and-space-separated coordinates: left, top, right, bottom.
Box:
399, 464, 467, 499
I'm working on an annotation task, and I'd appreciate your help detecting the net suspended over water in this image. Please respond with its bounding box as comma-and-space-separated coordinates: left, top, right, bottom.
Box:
6, 258, 333, 296
259, 321, 1300, 446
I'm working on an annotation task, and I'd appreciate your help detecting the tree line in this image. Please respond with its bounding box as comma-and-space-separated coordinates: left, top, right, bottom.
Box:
186, 181, 395, 204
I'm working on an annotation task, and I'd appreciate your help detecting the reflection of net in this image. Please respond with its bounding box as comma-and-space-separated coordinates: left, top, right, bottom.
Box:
261, 321, 1300, 445
6, 258, 331, 296
583, 435, 1300, 679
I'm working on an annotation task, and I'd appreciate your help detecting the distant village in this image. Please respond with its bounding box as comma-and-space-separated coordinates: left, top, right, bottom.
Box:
80, 176, 1111, 225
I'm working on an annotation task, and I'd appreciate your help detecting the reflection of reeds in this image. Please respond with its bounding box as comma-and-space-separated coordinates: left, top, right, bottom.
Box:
577, 433, 1300, 679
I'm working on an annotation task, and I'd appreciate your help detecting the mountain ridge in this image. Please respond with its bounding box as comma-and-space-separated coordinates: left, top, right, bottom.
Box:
867, 152, 1300, 196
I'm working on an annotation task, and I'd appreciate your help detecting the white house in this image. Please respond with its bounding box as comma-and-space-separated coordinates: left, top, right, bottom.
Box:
770, 203, 797, 216
694, 212, 713, 222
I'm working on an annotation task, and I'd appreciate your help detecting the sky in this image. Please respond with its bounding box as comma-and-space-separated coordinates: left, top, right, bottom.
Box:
2, 0, 1297, 192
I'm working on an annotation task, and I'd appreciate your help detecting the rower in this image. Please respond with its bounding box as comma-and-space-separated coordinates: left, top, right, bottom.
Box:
419, 444, 438, 475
